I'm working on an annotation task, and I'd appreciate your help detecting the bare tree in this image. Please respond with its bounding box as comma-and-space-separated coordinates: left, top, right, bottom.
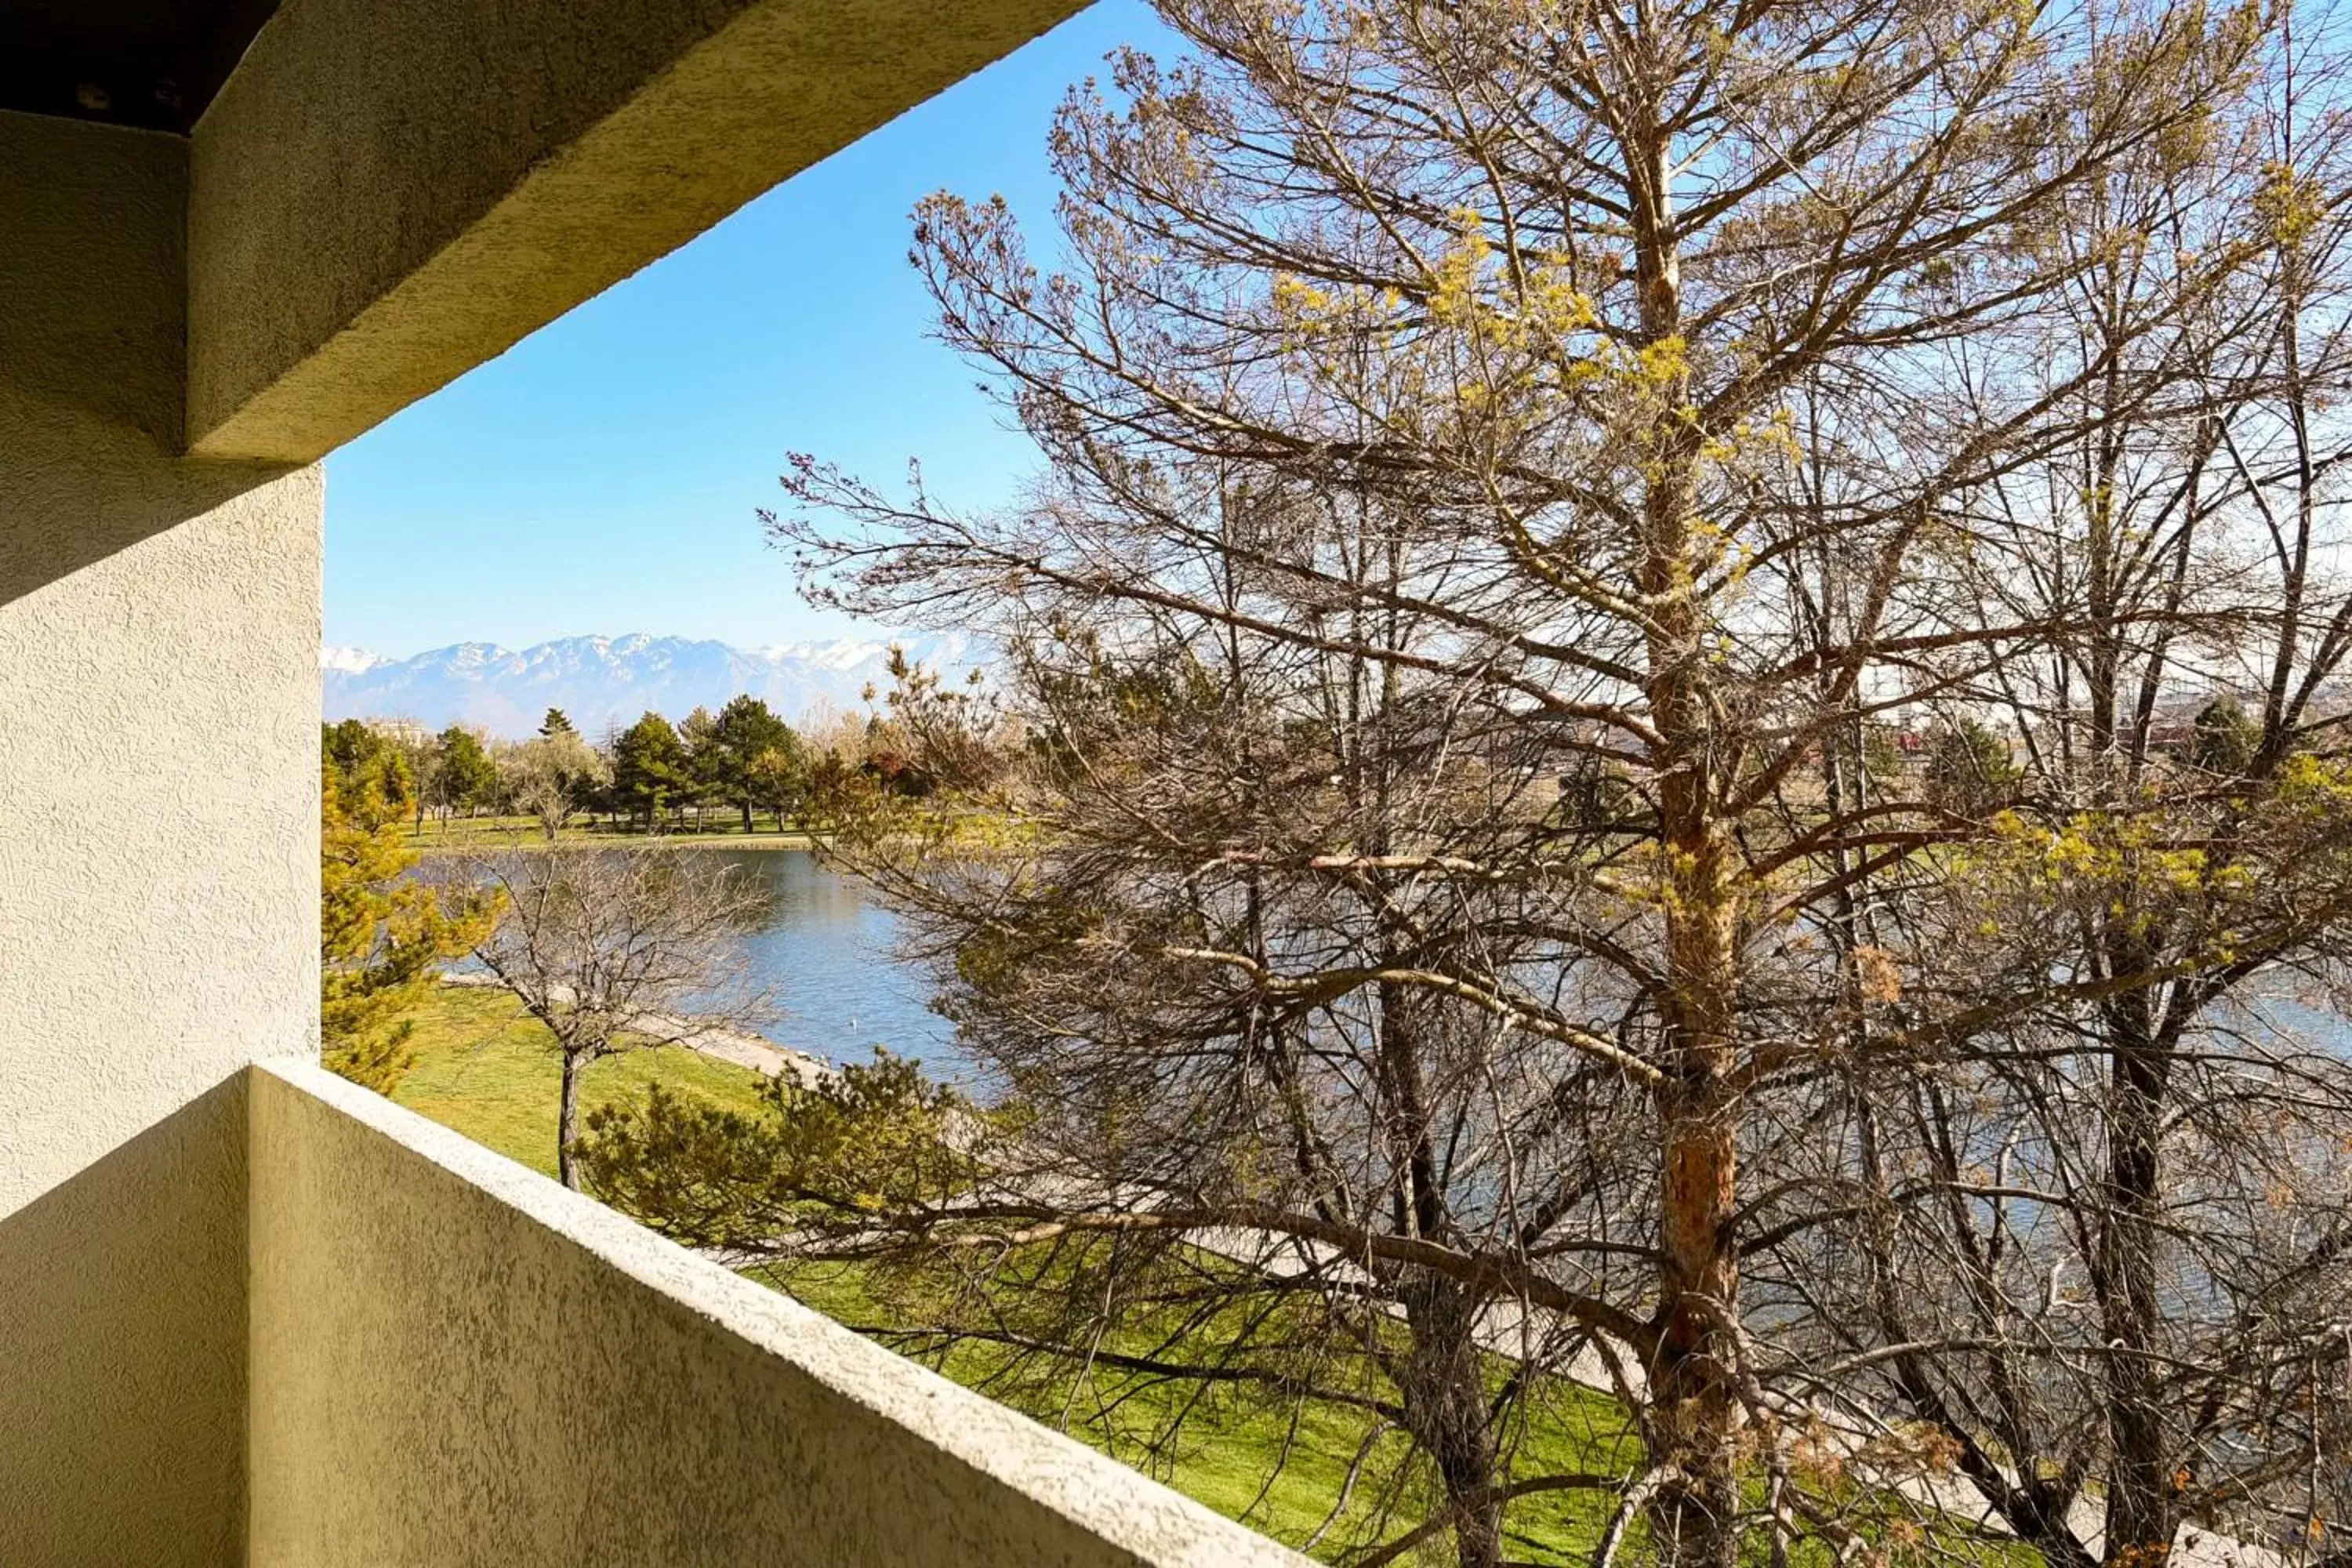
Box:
1769, 24, 2352, 1561
469, 846, 769, 1188
496, 729, 608, 842
575, 3, 2352, 1565
593, 630, 1678, 1564
744, 2, 2281, 1563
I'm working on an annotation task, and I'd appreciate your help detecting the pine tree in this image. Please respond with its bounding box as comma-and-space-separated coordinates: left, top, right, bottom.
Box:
434, 725, 497, 818
612, 711, 690, 828
2190, 695, 2262, 777
321, 765, 499, 1092
679, 706, 721, 828
321, 718, 415, 818
711, 695, 801, 832
1925, 717, 2020, 818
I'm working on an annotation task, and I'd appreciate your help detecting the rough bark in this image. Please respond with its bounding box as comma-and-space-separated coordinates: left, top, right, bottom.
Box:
1397, 1276, 1504, 1568
558, 1047, 589, 1190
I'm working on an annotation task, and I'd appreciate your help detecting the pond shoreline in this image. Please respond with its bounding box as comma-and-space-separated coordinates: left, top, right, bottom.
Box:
426, 844, 960, 1073
437, 973, 835, 1083
408, 833, 826, 855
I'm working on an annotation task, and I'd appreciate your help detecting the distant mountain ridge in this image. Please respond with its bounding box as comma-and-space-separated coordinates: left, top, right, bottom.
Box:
321, 632, 982, 738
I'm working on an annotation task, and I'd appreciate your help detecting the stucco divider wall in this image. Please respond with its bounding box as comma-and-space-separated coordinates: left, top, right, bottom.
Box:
249, 1059, 1308, 1568
0, 107, 319, 1568
187, 0, 1088, 463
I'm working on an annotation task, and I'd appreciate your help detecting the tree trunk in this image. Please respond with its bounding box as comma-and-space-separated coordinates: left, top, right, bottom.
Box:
1398, 1276, 1504, 1568
1650, 812, 1744, 1568
557, 1050, 587, 1189
1624, 98, 1746, 1568
741, 800, 755, 834
2098, 969, 2176, 1567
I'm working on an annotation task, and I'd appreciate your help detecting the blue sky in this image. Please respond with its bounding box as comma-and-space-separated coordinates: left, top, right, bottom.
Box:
324, 1, 1163, 658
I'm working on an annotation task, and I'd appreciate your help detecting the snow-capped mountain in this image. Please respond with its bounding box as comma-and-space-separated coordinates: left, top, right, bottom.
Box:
321, 633, 984, 738
321, 646, 390, 676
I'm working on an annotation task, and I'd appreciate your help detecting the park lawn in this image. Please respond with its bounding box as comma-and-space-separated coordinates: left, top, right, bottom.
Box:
384, 987, 2002, 1567
389, 984, 771, 1180
771, 1259, 1644, 1560
387, 986, 1643, 1560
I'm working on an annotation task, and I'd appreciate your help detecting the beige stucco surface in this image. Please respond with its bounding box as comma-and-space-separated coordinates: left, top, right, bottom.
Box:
5, 5, 1273, 1564
249, 1061, 1305, 1567
0, 110, 319, 1568
187, 0, 1087, 462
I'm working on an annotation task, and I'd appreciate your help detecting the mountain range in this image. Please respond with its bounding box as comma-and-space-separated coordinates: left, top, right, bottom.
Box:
321, 633, 984, 739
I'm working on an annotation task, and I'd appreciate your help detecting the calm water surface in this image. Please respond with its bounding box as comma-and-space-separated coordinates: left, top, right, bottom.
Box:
711, 849, 961, 1076
440, 847, 961, 1077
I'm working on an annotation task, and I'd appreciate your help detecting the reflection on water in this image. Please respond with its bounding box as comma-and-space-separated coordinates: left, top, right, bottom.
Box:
713, 849, 960, 1076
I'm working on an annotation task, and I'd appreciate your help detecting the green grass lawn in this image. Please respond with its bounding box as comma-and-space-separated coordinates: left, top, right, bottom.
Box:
383, 985, 1979, 1566
385, 985, 1647, 1559
767, 1257, 1644, 1561
389, 985, 772, 1179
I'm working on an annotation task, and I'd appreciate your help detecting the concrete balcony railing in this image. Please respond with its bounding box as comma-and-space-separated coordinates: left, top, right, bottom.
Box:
245, 1060, 1302, 1567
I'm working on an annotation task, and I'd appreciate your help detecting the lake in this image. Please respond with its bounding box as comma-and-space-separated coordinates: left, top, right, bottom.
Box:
708, 849, 961, 1076
434, 847, 961, 1078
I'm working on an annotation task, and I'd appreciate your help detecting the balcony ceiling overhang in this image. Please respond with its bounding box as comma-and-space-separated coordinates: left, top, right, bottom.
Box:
0, 0, 279, 132
0, 0, 1089, 463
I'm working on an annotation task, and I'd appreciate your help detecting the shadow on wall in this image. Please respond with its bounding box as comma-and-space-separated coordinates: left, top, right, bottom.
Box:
0, 110, 295, 611
0, 1073, 249, 1568
0, 391, 293, 610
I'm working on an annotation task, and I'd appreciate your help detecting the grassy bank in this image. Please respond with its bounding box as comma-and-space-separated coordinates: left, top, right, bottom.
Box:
383, 985, 1649, 1562
400, 813, 823, 853
388, 985, 771, 1177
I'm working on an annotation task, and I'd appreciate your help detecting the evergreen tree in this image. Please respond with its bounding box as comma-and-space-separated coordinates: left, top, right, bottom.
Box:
434, 725, 498, 818
746, 746, 806, 831
711, 695, 801, 832
321, 717, 378, 780
679, 705, 722, 827
321, 718, 415, 822
539, 707, 576, 739
1926, 717, 2020, 818
321, 765, 499, 1092
612, 711, 690, 827
2190, 695, 2262, 777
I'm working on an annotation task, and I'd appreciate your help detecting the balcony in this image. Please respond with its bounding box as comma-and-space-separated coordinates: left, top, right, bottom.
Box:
247, 1058, 1294, 1564
0, 2, 1301, 1562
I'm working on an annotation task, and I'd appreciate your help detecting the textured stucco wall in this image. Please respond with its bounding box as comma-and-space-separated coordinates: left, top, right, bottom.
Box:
249, 1062, 1305, 1568
187, 0, 1087, 461
0, 109, 319, 1568
9, 5, 1118, 1562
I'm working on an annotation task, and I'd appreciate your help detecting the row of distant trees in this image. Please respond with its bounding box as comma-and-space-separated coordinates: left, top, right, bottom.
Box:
321, 696, 936, 840
1883, 698, 2270, 818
